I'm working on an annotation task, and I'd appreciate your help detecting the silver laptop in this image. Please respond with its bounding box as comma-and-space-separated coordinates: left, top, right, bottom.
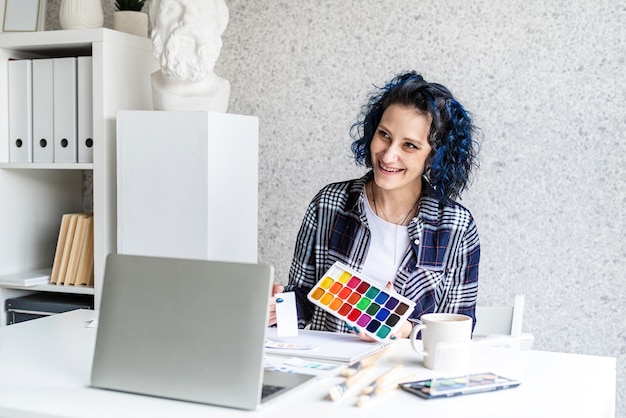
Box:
91, 254, 315, 410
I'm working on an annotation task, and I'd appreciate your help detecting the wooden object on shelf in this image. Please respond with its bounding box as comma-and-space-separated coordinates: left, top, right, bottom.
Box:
75, 216, 95, 287
50, 214, 73, 285
55, 213, 80, 286
49, 213, 94, 287
65, 214, 93, 286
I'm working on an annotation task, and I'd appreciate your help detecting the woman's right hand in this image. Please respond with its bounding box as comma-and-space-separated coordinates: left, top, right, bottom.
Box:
267, 282, 284, 326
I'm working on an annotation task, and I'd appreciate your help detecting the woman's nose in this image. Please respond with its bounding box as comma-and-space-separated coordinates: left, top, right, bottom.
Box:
381, 142, 400, 162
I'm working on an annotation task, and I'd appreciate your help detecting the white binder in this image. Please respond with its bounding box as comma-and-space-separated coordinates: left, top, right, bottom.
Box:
53, 57, 78, 163
32, 59, 55, 163
8, 59, 33, 163
77, 56, 93, 163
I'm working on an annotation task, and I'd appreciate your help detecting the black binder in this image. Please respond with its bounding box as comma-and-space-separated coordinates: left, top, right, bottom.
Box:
5, 293, 93, 325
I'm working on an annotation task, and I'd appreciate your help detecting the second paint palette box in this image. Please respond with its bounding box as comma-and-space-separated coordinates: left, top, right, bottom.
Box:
307, 262, 416, 342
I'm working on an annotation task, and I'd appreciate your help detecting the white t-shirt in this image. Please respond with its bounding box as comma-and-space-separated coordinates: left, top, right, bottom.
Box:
361, 194, 410, 287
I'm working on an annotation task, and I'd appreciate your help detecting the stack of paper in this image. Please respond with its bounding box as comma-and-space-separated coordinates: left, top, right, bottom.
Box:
0, 270, 51, 287
264, 328, 393, 364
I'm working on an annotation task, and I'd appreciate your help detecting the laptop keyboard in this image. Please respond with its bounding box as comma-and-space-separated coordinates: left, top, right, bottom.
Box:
261, 384, 285, 399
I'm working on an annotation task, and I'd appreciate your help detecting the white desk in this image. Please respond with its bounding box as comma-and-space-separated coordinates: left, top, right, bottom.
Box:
0, 310, 616, 418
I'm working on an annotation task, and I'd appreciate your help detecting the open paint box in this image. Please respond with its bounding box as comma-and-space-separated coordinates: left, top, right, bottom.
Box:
307, 262, 416, 342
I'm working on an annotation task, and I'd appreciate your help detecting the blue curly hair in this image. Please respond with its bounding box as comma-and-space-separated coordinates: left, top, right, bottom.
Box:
350, 71, 480, 203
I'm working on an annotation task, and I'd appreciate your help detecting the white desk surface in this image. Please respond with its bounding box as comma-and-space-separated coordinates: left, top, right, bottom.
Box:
0, 310, 616, 418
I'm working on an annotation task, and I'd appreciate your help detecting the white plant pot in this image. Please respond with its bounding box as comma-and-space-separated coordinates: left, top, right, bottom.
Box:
59, 0, 104, 30
113, 11, 149, 38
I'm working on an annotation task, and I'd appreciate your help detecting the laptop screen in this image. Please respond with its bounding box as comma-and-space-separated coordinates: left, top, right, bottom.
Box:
91, 254, 274, 410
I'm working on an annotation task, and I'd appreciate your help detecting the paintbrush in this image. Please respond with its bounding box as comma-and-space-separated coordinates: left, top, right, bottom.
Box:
356, 373, 421, 407
340, 346, 391, 377
360, 363, 403, 395
328, 364, 374, 401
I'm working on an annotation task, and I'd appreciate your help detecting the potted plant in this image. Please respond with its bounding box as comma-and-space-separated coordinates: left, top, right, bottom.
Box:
113, 0, 148, 37
115, 0, 146, 12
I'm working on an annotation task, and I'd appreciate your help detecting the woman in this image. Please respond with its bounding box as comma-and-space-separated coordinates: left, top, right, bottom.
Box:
273, 71, 480, 339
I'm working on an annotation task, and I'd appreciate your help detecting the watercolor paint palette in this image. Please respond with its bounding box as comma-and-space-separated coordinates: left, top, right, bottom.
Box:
399, 372, 521, 399
307, 262, 416, 342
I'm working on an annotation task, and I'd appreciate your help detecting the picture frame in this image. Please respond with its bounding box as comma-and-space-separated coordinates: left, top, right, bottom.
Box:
1, 0, 46, 32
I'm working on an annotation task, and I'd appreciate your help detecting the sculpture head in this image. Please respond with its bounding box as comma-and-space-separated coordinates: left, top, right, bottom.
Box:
149, 0, 229, 81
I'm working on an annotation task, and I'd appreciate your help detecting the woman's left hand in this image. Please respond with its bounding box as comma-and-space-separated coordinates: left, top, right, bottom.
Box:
347, 324, 378, 342
267, 282, 284, 326
346, 282, 413, 340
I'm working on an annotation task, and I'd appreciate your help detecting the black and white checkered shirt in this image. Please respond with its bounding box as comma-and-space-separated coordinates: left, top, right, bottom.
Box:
284, 172, 480, 333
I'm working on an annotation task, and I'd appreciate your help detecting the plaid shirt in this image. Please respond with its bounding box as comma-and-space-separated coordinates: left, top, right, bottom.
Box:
285, 172, 480, 333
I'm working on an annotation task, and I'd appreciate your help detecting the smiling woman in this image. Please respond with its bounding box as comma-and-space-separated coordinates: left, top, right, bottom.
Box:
1, 0, 46, 32
275, 71, 482, 342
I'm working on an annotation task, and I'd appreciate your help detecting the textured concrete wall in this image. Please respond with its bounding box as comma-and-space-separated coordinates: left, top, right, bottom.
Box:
44, 0, 624, 414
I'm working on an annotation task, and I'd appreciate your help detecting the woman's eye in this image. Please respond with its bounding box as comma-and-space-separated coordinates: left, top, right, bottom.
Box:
377, 129, 390, 139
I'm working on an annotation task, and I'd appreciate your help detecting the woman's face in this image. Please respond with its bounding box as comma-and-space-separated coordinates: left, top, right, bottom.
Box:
370, 103, 433, 194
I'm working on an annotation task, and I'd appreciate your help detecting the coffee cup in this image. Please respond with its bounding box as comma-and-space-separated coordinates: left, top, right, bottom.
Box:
409, 313, 473, 373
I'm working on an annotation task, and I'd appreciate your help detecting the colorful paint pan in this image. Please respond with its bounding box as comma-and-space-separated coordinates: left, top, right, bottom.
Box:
307, 262, 416, 342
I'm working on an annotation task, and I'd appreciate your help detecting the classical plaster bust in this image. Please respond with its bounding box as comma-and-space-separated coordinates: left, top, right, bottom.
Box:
149, 0, 230, 112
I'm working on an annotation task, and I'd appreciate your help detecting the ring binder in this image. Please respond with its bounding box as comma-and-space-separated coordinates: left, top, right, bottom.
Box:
8, 59, 33, 163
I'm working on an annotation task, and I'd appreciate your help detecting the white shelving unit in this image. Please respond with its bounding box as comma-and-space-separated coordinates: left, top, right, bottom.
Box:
0, 29, 158, 325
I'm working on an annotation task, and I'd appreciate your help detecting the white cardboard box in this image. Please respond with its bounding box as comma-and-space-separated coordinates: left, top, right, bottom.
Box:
117, 111, 259, 263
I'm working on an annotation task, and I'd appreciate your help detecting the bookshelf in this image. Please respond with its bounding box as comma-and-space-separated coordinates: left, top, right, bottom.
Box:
0, 29, 158, 326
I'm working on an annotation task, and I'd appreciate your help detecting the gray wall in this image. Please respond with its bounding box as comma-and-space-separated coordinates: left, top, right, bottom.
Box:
46, 0, 624, 415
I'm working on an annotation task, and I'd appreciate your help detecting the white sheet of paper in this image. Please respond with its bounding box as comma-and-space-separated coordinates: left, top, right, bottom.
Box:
275, 291, 299, 337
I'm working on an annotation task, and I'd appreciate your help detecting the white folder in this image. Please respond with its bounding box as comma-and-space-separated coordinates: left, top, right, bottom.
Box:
32, 59, 55, 163
77, 56, 93, 163
8, 59, 33, 163
53, 57, 78, 163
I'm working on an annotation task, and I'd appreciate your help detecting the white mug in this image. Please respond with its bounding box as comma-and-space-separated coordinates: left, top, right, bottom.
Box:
410, 313, 473, 372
